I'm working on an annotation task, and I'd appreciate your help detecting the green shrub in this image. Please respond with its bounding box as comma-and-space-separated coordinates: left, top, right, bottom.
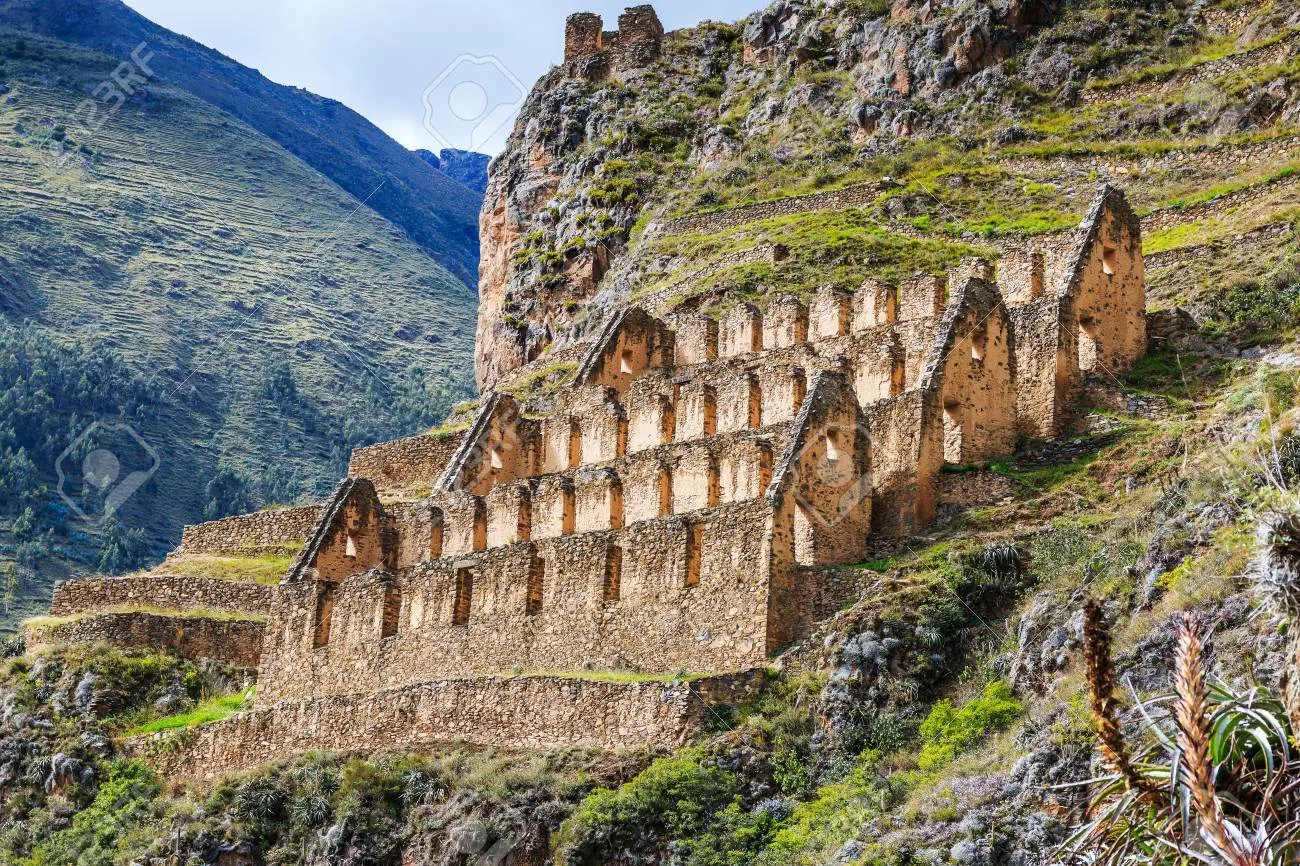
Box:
555, 749, 759, 866
25, 760, 161, 866
917, 680, 1022, 771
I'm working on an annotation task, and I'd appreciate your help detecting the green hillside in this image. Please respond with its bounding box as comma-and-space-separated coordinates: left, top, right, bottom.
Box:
0, 29, 477, 633
0, 0, 484, 286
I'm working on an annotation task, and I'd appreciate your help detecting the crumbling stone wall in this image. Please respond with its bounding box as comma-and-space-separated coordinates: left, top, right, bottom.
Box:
178, 506, 321, 556
27, 612, 263, 668
563, 5, 665, 79
49, 576, 275, 618
136, 671, 765, 785
348, 431, 466, 492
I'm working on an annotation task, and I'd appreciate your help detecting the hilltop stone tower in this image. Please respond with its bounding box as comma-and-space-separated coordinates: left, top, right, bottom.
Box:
563, 5, 665, 79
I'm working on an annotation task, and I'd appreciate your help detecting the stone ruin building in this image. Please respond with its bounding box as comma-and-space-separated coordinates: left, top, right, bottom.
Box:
29, 180, 1147, 781
563, 5, 665, 79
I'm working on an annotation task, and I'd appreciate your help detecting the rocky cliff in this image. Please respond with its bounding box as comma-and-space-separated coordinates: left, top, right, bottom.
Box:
475, 0, 1300, 390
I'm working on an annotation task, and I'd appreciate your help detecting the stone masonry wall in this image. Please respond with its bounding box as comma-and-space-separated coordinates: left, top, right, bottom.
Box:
27, 612, 263, 668
180, 507, 322, 556
134, 670, 764, 785
49, 575, 276, 617
1080, 30, 1298, 107
258, 499, 778, 703
348, 431, 466, 491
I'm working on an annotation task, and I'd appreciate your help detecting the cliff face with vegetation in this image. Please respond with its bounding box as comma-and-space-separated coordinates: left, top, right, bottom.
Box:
6, 0, 1300, 863
476, 0, 1300, 390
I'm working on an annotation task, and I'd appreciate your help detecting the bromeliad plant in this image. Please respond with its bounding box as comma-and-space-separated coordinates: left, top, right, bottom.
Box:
1058, 600, 1300, 866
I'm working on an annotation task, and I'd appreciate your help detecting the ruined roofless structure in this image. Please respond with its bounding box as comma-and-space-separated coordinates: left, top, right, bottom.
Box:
34, 174, 1145, 777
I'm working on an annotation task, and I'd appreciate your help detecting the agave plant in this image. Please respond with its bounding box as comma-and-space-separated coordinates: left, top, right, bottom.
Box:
1058, 601, 1300, 865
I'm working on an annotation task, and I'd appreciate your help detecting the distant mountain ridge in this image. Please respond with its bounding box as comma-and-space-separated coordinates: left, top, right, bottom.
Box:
0, 0, 483, 287
415, 148, 492, 196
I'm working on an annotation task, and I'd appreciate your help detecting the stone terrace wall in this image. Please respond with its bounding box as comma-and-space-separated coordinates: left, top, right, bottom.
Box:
136, 671, 764, 785
652, 183, 879, 237
1080, 30, 1298, 107
27, 612, 263, 668
348, 431, 466, 491
1141, 171, 1300, 235
1007, 134, 1300, 182
180, 506, 321, 556
49, 575, 277, 617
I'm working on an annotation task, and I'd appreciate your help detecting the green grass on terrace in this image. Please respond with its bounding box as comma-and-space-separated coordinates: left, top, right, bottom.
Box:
153, 551, 297, 584
23, 606, 267, 631
126, 687, 255, 736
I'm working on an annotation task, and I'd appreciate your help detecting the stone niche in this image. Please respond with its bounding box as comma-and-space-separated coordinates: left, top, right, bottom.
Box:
575, 469, 624, 533
487, 483, 533, 548
623, 457, 673, 524
533, 476, 576, 540
720, 440, 772, 503
719, 303, 762, 358
762, 294, 809, 350
626, 388, 675, 453
810, 286, 851, 341
718, 373, 762, 433
672, 314, 718, 365
675, 381, 718, 441
672, 447, 720, 513
852, 278, 896, 330
759, 364, 807, 426
897, 274, 946, 322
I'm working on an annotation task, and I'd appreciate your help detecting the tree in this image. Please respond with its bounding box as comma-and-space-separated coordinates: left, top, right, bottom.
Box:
202, 466, 257, 521
97, 511, 151, 574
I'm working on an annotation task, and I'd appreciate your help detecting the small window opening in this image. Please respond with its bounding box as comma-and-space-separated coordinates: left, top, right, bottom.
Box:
381, 585, 401, 638
312, 584, 336, 648
971, 326, 988, 362
604, 545, 622, 602
489, 445, 504, 470
685, 523, 704, 587
825, 429, 842, 466
619, 348, 635, 375
344, 534, 357, 558
526, 556, 544, 615
1102, 246, 1118, 276
453, 569, 473, 625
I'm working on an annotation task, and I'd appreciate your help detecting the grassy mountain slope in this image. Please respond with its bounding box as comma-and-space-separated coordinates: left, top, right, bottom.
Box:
0, 28, 477, 634
0, 0, 484, 287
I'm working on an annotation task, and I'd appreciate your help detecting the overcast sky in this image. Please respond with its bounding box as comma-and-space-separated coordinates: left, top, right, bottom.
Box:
120, 0, 759, 155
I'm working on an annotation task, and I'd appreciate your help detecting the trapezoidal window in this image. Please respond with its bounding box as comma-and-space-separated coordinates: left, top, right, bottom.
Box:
430, 518, 444, 561
685, 523, 704, 587
943, 400, 964, 465
526, 556, 544, 615
1078, 315, 1100, 373
824, 429, 842, 467
567, 419, 582, 468
604, 544, 623, 602
312, 584, 337, 649
970, 326, 988, 362
344, 533, 357, 558
619, 348, 636, 375
453, 568, 473, 626
489, 444, 505, 470
1102, 246, 1118, 276
381, 584, 401, 639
